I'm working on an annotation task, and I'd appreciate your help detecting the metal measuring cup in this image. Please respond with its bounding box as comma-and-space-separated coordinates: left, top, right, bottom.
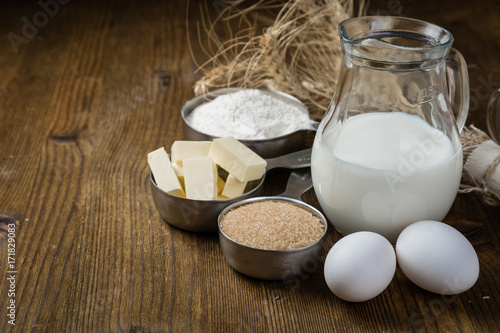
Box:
181, 88, 319, 158
217, 168, 328, 280
150, 148, 312, 232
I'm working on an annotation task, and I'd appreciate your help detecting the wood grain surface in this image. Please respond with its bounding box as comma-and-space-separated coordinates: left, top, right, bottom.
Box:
0, 0, 499, 332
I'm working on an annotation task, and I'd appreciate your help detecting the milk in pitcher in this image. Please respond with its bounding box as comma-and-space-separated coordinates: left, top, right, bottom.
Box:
311, 112, 463, 243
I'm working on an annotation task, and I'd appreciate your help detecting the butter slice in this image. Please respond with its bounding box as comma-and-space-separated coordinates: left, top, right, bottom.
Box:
183, 156, 218, 200
217, 176, 225, 196
210, 136, 267, 182
147, 147, 185, 197
171, 141, 212, 164
222, 174, 247, 198
171, 162, 185, 190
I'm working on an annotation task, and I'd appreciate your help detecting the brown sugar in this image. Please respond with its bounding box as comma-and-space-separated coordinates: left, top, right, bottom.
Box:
219, 199, 325, 250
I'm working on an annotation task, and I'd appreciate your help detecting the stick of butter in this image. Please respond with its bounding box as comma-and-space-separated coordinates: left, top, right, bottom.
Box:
222, 174, 247, 198
171, 141, 212, 164
209, 136, 267, 182
183, 156, 218, 200
217, 176, 225, 196
148, 147, 185, 197
171, 162, 185, 190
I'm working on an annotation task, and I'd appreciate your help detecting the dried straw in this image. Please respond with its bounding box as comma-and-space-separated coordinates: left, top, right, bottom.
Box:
191, 0, 367, 120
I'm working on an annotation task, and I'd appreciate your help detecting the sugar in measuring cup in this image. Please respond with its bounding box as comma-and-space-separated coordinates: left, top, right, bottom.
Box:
218, 168, 328, 280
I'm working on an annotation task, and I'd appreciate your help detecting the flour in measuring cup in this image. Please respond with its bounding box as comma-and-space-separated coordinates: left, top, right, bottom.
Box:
185, 89, 315, 140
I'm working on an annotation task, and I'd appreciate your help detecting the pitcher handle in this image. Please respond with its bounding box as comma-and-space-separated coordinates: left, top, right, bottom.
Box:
446, 47, 470, 132
487, 88, 500, 144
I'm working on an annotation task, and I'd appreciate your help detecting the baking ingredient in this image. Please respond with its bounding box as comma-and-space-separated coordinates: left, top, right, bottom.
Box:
324, 232, 396, 302
171, 162, 184, 185
217, 176, 225, 196
210, 136, 267, 182
221, 174, 247, 198
183, 156, 218, 200
171, 140, 212, 164
396, 220, 479, 295
148, 147, 185, 197
220, 200, 325, 250
312, 112, 462, 243
148, 136, 265, 200
186, 89, 315, 140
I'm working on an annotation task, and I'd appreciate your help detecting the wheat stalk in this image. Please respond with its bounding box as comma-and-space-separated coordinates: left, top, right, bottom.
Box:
191, 0, 366, 120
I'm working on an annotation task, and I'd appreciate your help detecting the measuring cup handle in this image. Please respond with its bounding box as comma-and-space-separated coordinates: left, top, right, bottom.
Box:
446, 47, 470, 132
280, 168, 313, 200
265, 148, 311, 171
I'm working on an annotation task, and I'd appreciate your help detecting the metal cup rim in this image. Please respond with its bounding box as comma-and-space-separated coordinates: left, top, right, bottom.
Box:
218, 195, 328, 254
181, 87, 318, 143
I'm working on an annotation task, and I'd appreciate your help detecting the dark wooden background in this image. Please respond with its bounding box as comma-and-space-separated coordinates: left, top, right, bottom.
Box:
0, 0, 499, 332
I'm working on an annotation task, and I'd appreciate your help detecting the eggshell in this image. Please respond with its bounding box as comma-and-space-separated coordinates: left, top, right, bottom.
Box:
396, 220, 479, 295
324, 232, 396, 302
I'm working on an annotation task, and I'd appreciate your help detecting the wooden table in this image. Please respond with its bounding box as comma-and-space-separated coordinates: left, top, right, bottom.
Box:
1, 0, 499, 332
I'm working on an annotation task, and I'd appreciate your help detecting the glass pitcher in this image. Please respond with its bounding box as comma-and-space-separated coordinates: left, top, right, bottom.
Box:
311, 16, 469, 244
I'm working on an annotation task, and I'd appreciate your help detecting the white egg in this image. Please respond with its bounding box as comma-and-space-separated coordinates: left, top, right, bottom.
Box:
324, 231, 396, 302
396, 220, 479, 295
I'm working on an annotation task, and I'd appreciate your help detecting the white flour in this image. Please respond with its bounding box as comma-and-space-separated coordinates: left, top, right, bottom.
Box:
185, 89, 315, 140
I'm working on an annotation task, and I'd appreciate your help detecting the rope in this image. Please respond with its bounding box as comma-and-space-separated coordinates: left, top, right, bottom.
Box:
459, 126, 500, 206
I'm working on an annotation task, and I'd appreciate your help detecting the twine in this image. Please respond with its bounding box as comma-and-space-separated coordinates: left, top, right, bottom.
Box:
459, 125, 500, 206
